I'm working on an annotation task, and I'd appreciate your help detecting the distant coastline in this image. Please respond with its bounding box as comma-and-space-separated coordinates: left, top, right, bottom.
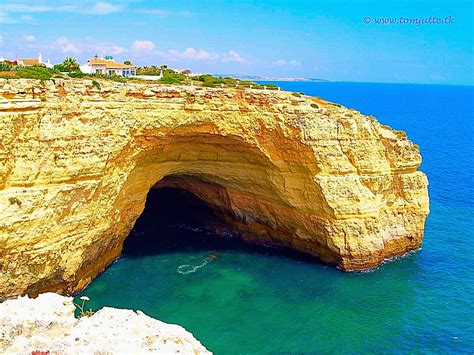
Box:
213, 74, 329, 82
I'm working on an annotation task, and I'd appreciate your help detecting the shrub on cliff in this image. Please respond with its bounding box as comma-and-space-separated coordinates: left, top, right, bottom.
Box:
160, 72, 186, 84
0, 62, 13, 71
160, 76, 182, 84
67, 71, 87, 78
14, 66, 53, 80
196, 75, 242, 87
109, 75, 127, 83
196, 74, 214, 82
53, 64, 68, 72
136, 65, 171, 76
263, 83, 279, 90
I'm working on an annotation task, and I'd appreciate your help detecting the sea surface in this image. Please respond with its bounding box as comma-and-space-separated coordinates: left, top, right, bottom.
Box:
76, 82, 474, 353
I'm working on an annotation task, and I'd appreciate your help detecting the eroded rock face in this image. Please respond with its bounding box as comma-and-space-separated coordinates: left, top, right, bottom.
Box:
0, 292, 211, 354
0, 79, 429, 299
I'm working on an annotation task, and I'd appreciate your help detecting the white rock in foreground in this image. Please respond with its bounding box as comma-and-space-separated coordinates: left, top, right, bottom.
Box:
0, 292, 211, 354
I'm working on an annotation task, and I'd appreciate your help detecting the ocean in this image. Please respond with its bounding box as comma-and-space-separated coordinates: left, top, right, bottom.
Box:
76, 82, 474, 353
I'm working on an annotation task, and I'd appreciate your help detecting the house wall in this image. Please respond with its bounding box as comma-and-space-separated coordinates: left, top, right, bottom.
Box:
106, 68, 136, 77
80, 64, 136, 76
94, 66, 107, 74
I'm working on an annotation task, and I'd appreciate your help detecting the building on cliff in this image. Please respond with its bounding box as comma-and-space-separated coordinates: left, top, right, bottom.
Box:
3, 53, 53, 68
80, 55, 136, 77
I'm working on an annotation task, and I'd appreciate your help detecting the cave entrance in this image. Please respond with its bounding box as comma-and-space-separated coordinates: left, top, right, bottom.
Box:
122, 185, 244, 258
121, 183, 317, 265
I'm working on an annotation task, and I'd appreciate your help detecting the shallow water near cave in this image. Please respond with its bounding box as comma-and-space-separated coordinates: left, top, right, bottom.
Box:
77, 82, 474, 353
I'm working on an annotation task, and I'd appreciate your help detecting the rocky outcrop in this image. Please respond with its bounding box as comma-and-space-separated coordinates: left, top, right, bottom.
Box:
0, 79, 429, 299
0, 292, 211, 354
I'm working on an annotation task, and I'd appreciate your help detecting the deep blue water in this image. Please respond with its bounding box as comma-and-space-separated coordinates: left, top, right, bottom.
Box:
78, 82, 474, 353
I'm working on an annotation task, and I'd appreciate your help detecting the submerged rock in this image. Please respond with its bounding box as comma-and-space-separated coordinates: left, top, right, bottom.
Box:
0, 79, 429, 299
0, 292, 211, 354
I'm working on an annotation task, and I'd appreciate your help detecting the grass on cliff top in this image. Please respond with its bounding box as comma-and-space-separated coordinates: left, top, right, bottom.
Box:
0, 65, 57, 80
0, 64, 279, 90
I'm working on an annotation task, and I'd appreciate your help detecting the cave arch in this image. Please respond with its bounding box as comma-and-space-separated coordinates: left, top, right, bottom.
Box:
109, 131, 337, 274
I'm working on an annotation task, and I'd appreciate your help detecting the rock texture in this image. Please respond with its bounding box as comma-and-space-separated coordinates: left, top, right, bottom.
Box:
0, 292, 211, 354
0, 79, 429, 299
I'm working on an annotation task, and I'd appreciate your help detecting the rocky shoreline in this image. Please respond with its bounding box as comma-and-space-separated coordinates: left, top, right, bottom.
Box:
0, 292, 211, 354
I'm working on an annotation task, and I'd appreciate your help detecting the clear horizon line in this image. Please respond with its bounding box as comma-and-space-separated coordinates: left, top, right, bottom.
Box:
250, 78, 474, 87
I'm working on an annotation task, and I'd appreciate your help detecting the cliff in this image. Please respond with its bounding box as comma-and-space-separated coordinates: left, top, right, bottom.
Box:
0, 292, 211, 353
0, 79, 429, 299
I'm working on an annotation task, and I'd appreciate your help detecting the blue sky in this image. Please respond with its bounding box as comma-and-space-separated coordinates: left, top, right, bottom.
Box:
0, 0, 472, 84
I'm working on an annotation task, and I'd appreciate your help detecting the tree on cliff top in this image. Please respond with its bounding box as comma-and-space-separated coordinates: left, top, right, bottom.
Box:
60, 57, 80, 72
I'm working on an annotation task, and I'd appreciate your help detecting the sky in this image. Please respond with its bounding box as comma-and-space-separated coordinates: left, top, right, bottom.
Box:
0, 0, 473, 84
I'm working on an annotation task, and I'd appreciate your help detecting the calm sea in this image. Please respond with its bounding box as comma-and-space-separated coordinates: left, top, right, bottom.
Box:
77, 82, 474, 353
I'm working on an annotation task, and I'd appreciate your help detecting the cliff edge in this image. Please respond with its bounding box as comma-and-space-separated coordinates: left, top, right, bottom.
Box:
0, 292, 211, 354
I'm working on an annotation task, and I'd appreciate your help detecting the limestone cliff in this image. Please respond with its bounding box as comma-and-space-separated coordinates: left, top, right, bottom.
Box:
0, 79, 429, 299
0, 292, 211, 353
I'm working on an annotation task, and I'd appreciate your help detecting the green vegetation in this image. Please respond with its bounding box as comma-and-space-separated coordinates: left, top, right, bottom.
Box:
135, 64, 280, 89
193, 74, 279, 89
55, 57, 80, 72
291, 92, 301, 97
74, 296, 94, 318
0, 63, 129, 82
0, 65, 56, 80
0, 57, 82, 79
67, 71, 87, 78
53, 64, 66, 72
136, 65, 164, 76
160, 69, 187, 84
311, 103, 319, 108
0, 62, 12, 71
196, 74, 238, 87
16, 67, 53, 79
92, 80, 101, 89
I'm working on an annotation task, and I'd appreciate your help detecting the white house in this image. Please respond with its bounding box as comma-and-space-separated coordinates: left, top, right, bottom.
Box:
80, 55, 135, 77
14, 53, 53, 68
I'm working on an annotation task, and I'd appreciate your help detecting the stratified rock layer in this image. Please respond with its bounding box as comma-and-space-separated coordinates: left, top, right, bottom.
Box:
0, 292, 211, 353
0, 79, 429, 299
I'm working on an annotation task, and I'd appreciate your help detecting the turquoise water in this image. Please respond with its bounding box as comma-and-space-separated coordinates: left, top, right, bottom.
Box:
77, 82, 474, 353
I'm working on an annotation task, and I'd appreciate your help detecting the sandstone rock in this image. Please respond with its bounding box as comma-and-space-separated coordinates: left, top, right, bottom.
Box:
0, 79, 429, 299
0, 292, 211, 354
143, 89, 155, 97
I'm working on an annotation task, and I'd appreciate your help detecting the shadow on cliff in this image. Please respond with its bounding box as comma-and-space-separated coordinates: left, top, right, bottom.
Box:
121, 187, 321, 265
